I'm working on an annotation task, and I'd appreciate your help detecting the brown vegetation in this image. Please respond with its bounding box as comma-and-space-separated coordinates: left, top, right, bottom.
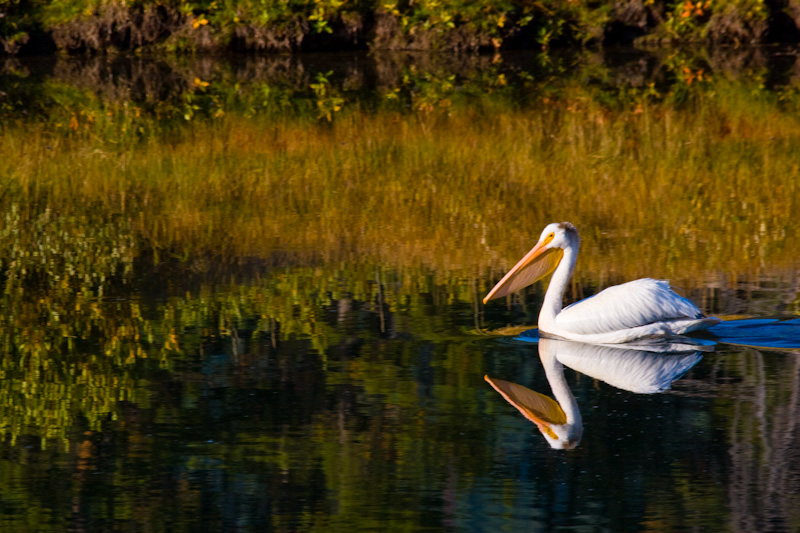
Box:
51, 2, 186, 52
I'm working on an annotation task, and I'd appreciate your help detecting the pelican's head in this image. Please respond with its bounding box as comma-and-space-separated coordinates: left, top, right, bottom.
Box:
538, 221, 579, 250
483, 222, 579, 304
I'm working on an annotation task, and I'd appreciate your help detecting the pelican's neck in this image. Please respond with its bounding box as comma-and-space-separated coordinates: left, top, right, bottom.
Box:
538, 242, 578, 332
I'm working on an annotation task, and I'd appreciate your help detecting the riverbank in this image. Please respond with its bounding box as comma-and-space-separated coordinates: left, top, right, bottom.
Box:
2, 0, 800, 55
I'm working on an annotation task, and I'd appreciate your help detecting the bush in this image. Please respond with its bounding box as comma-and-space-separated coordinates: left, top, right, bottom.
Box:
0, 0, 791, 54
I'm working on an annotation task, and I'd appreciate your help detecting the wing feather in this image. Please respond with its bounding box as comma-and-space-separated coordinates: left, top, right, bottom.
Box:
555, 278, 704, 335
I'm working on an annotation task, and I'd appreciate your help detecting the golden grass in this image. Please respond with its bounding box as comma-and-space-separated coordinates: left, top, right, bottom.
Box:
2, 87, 799, 295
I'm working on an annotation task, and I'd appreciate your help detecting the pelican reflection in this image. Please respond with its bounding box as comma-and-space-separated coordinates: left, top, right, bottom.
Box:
485, 338, 707, 449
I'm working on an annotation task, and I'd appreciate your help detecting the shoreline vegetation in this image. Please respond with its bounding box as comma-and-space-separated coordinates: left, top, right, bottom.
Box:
2, 0, 800, 55
2, 50, 799, 290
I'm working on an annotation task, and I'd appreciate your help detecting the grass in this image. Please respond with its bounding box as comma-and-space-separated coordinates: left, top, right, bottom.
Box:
3, 74, 797, 289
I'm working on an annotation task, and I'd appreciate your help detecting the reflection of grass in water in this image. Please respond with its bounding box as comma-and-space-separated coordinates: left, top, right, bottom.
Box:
4, 90, 797, 290
0, 261, 477, 448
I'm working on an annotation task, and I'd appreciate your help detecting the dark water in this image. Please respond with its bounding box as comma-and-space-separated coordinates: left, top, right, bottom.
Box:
1, 276, 798, 532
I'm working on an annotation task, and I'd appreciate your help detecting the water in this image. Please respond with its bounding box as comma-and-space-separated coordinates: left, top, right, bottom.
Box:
0, 280, 796, 531
1, 49, 799, 531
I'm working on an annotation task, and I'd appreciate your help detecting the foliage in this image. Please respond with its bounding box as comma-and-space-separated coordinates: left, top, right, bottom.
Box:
663, 0, 714, 38
0, 0, 788, 53
1, 51, 799, 285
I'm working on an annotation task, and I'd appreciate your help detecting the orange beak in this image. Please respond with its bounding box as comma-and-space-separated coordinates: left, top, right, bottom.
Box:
483, 241, 563, 304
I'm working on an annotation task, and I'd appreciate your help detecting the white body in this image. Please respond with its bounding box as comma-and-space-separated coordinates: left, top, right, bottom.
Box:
541, 277, 718, 344
484, 222, 720, 343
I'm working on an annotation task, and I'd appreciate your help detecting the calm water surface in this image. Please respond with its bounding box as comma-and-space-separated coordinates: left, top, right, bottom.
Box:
1, 49, 799, 531
1, 278, 798, 531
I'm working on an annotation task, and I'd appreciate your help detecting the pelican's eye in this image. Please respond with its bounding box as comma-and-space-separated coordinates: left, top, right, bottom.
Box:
542, 232, 555, 246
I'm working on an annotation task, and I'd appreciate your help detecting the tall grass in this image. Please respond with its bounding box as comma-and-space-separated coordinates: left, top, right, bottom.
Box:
3, 78, 797, 291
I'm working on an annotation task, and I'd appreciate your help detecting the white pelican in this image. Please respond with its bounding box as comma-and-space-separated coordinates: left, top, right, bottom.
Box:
483, 222, 720, 344
485, 337, 705, 449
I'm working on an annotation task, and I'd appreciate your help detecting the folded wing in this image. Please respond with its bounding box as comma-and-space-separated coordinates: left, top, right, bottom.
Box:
555, 278, 705, 335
